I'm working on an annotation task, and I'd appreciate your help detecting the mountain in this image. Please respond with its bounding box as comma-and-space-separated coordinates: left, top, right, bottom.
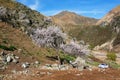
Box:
96, 5, 120, 26
62, 6, 120, 52
95, 6, 120, 52
51, 11, 98, 32
0, 0, 53, 34
0, 0, 61, 72
53, 11, 97, 25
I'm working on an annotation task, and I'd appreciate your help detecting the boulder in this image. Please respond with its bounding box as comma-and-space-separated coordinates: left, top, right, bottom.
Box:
35, 61, 40, 64
22, 62, 30, 68
6, 56, 12, 63
13, 59, 19, 64
70, 57, 86, 71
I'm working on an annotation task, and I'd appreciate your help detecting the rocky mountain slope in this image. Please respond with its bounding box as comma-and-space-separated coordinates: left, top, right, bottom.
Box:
0, 0, 90, 74
0, 0, 120, 80
96, 5, 120, 26
0, 0, 57, 59
52, 11, 98, 32
0, 0, 65, 74
64, 6, 120, 51
95, 6, 120, 52
0, 0, 53, 34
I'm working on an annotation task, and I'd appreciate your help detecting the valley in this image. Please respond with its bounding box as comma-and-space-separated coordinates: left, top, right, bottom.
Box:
0, 0, 120, 80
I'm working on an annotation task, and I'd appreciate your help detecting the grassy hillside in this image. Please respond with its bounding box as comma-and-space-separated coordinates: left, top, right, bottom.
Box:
69, 25, 114, 48
0, 22, 59, 63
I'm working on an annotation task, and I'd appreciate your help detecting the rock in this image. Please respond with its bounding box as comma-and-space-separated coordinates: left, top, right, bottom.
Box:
15, 56, 20, 59
70, 57, 86, 71
18, 49, 22, 53
0, 51, 6, 56
11, 70, 17, 74
35, 61, 40, 64
47, 72, 52, 75
1, 57, 7, 64
0, 57, 2, 61
22, 62, 30, 68
34, 61, 40, 67
13, 59, 19, 64
0, 7, 7, 16
6, 56, 12, 63
22, 64, 28, 68
59, 65, 69, 70
52, 64, 59, 70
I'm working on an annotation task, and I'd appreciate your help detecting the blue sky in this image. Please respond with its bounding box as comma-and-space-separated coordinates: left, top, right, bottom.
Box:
17, 0, 120, 19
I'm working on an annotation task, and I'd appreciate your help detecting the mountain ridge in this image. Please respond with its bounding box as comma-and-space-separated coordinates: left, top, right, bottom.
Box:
51, 10, 98, 33
52, 10, 98, 25
96, 5, 120, 26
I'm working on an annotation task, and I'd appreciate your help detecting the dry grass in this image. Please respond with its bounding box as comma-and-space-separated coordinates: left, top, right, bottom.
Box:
0, 22, 57, 63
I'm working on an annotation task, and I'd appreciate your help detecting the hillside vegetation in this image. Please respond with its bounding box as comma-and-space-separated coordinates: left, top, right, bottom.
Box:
52, 11, 98, 33
69, 25, 114, 48
0, 22, 58, 63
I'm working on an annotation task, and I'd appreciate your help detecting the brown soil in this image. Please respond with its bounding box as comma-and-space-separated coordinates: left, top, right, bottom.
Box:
3, 68, 120, 80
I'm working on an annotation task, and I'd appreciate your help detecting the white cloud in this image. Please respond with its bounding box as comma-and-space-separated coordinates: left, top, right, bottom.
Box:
29, 0, 39, 10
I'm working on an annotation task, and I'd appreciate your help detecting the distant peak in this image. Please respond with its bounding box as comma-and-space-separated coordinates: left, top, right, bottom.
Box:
58, 10, 76, 14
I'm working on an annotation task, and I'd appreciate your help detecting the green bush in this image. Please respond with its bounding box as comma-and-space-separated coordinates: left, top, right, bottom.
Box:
0, 44, 17, 51
8, 45, 17, 51
0, 45, 9, 50
107, 52, 117, 61
105, 60, 120, 69
60, 52, 75, 63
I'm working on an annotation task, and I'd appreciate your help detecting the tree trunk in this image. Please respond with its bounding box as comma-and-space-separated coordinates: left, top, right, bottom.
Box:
56, 49, 61, 70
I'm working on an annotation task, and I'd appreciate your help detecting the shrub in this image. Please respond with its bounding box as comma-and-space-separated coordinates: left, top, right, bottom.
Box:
0, 45, 9, 50
63, 54, 75, 62
107, 52, 117, 61
105, 60, 120, 69
0, 44, 17, 51
60, 40, 90, 56
59, 51, 75, 62
8, 45, 17, 51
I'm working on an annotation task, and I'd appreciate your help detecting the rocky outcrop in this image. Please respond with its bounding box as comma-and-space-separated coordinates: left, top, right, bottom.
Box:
95, 6, 120, 52
96, 6, 120, 26
0, 51, 19, 70
0, 0, 52, 34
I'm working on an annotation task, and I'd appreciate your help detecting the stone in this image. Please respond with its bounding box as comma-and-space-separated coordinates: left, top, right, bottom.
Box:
22, 63, 27, 68
35, 61, 40, 64
70, 57, 86, 71
0, 57, 2, 61
6, 56, 12, 63
15, 56, 20, 59
18, 49, 22, 53
13, 59, 19, 64
22, 62, 30, 68
0, 51, 6, 56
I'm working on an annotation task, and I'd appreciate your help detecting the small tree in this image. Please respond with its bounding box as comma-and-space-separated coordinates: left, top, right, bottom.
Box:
31, 26, 90, 64
31, 26, 66, 65
60, 40, 90, 57
107, 52, 117, 61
